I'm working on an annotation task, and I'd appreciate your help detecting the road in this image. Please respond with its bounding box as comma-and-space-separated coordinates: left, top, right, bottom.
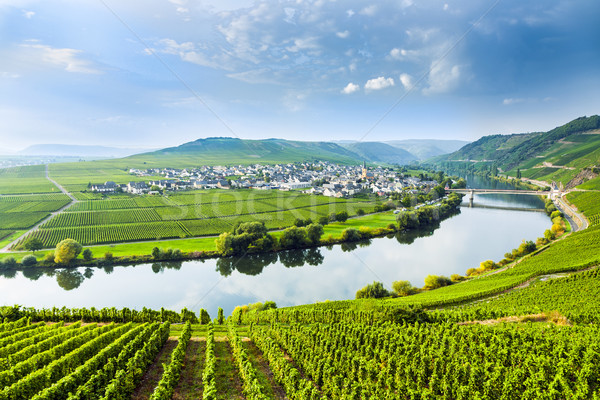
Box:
0, 164, 78, 253
554, 192, 588, 232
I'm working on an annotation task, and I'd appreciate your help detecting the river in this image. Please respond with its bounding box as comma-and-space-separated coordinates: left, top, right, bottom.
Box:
0, 177, 550, 317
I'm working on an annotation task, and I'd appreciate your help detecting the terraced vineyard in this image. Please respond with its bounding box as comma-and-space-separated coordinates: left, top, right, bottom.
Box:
1, 311, 599, 399
21, 190, 379, 247
567, 190, 600, 226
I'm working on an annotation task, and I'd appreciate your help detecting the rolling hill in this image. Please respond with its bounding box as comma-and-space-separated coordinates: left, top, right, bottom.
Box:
339, 141, 418, 164
432, 115, 600, 187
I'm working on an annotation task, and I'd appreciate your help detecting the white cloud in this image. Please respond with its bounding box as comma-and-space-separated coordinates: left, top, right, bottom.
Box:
336, 30, 350, 39
283, 7, 296, 24
286, 37, 320, 53
390, 48, 407, 59
443, 3, 449, 11
19, 43, 101, 74
22, 9, 34, 18
359, 5, 377, 16
399, 73, 414, 90
503, 98, 525, 105
346, 9, 355, 17
341, 82, 359, 94
423, 61, 460, 95
153, 38, 232, 70
0, 72, 20, 79
365, 76, 394, 91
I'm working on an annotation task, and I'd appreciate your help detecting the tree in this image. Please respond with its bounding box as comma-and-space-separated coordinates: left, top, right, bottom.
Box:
355, 281, 390, 299
82, 248, 93, 261
341, 228, 362, 242
335, 211, 349, 222
423, 274, 452, 290
279, 227, 307, 249
357, 208, 365, 216
54, 239, 82, 265
21, 255, 38, 267
305, 223, 324, 245
23, 237, 43, 253
318, 216, 329, 226
217, 307, 224, 325
392, 280, 416, 297
517, 168, 522, 179
199, 308, 211, 324
152, 247, 161, 260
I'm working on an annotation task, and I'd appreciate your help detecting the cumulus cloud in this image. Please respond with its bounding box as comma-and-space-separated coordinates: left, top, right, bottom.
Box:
365, 76, 394, 91
341, 82, 360, 94
399, 73, 414, 90
20, 43, 101, 74
336, 30, 350, 39
22, 9, 34, 18
423, 61, 461, 95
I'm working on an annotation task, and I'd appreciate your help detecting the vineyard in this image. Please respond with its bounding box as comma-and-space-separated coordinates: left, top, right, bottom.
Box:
1, 310, 599, 399
0, 193, 71, 232
21, 190, 380, 247
567, 190, 600, 226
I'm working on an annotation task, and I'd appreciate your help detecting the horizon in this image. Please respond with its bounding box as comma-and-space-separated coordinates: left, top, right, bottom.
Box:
1, 0, 599, 151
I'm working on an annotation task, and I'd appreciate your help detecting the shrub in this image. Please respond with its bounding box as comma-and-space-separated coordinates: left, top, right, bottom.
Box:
341, 228, 362, 242
356, 281, 390, 299
104, 252, 114, 262
450, 274, 465, 282
82, 248, 93, 261
465, 268, 477, 276
1, 257, 17, 269
21, 255, 38, 266
43, 253, 55, 264
54, 239, 82, 265
550, 210, 563, 219
392, 280, 417, 297
318, 216, 329, 226
357, 208, 365, 216
424, 274, 452, 290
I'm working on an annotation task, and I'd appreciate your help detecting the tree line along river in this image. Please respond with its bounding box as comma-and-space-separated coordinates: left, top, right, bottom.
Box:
0, 176, 550, 317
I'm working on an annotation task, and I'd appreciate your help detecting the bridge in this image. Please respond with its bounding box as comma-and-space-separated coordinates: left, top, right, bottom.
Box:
446, 188, 551, 201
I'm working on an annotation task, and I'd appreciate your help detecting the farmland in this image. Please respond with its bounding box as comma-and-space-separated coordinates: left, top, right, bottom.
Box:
17, 190, 380, 248
0, 193, 71, 243
1, 305, 599, 399
0, 165, 58, 195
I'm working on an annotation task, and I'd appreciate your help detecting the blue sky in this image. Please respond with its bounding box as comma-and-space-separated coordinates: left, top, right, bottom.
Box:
0, 0, 599, 151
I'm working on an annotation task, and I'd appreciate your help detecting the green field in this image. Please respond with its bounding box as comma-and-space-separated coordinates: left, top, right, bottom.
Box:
12, 190, 381, 248
0, 165, 57, 194
0, 193, 71, 242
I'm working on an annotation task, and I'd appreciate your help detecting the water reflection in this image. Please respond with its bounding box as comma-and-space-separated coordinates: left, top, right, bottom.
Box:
2, 221, 454, 291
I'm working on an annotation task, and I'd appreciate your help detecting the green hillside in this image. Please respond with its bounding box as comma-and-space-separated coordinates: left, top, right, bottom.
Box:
340, 141, 417, 164
433, 115, 600, 186
130, 137, 362, 167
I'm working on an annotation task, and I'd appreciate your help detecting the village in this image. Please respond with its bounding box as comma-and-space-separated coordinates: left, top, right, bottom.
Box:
90, 162, 440, 198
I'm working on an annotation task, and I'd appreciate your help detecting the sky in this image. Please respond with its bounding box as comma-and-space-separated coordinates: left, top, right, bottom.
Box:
0, 0, 599, 151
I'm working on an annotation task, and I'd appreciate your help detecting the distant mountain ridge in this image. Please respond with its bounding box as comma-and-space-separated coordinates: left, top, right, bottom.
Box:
128, 136, 460, 166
